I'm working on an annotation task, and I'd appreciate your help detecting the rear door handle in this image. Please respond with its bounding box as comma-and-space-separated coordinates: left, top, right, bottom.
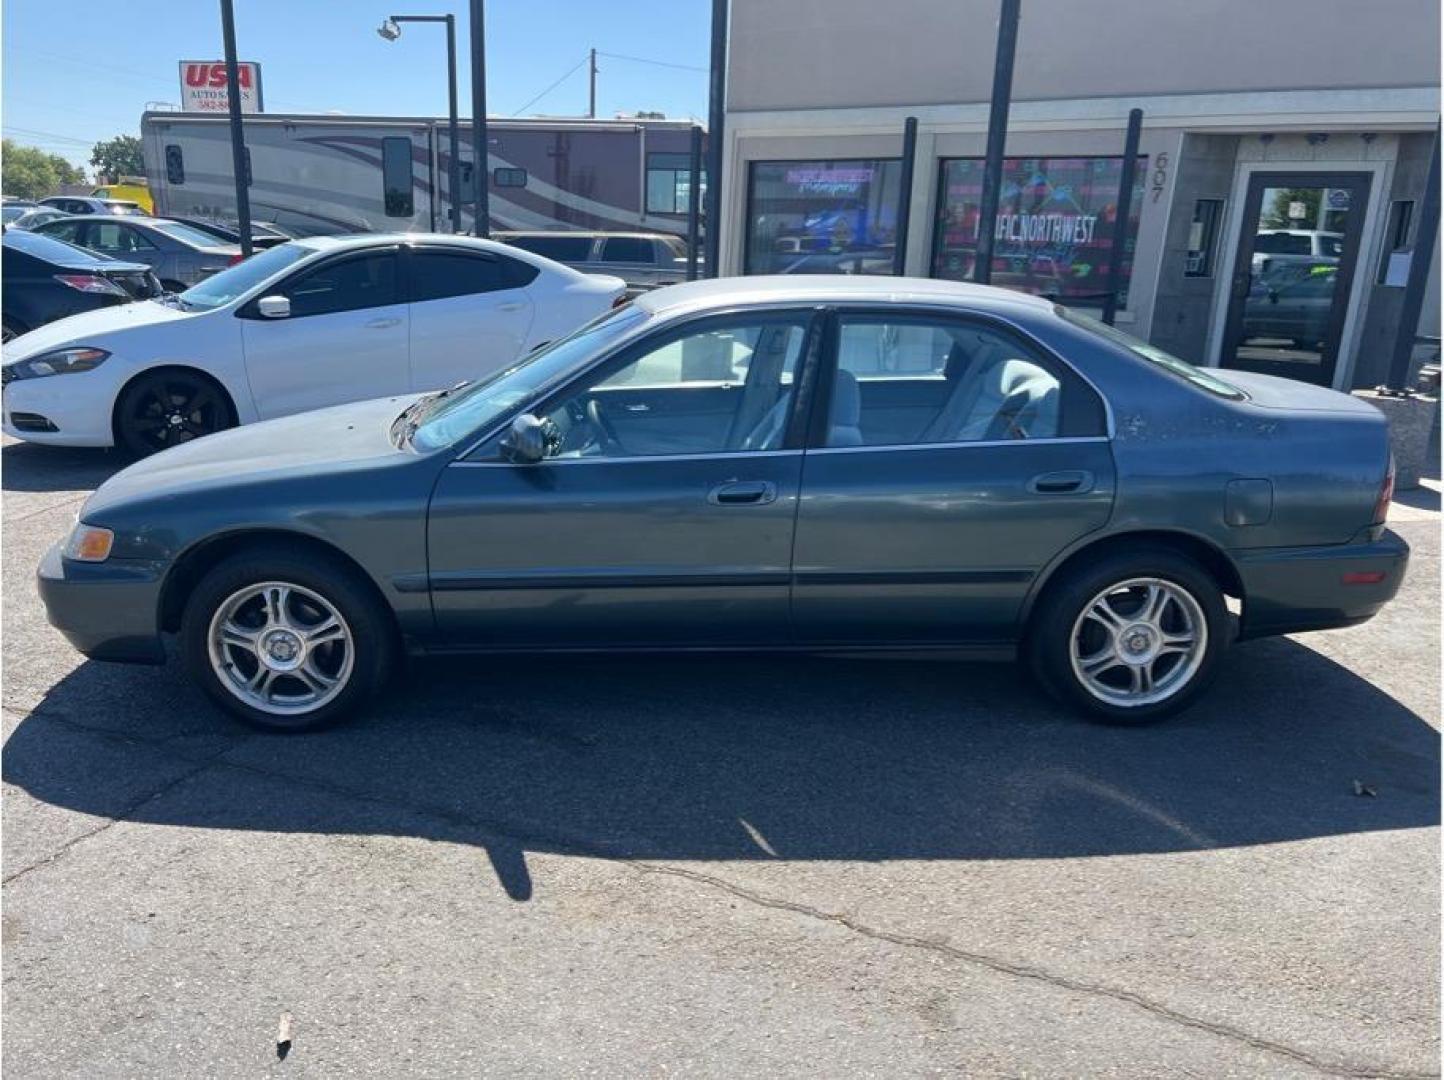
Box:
708, 480, 777, 506
365, 317, 401, 329
496, 302, 525, 312
1027, 469, 1094, 495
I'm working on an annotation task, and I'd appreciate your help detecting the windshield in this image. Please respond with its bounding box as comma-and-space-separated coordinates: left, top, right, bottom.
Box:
1057, 307, 1246, 400
412, 305, 650, 452
176, 243, 312, 310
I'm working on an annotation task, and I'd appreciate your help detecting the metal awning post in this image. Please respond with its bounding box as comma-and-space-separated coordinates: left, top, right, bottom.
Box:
892, 116, 918, 276
1383, 121, 1441, 392
686, 125, 703, 281
219, 0, 253, 257
973, 0, 1020, 285
703, 0, 728, 277
1101, 107, 1143, 326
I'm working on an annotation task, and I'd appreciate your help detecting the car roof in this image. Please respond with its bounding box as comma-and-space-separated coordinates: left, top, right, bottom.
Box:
291, 232, 562, 258
633, 275, 1058, 320
498, 230, 674, 240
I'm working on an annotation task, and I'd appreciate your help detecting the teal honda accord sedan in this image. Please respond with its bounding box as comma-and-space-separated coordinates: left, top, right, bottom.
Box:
37, 276, 1407, 730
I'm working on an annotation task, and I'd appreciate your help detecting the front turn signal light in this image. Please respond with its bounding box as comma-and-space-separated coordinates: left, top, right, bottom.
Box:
63, 524, 114, 562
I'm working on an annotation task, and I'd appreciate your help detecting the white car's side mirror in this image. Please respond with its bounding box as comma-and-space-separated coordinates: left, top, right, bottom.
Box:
256, 295, 291, 319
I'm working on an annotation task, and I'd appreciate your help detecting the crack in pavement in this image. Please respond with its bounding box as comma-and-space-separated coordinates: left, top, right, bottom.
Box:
4, 707, 1435, 1079
4, 494, 86, 525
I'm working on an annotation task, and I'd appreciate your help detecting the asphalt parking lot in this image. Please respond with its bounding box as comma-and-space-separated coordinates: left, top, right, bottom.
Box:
2, 435, 1439, 1078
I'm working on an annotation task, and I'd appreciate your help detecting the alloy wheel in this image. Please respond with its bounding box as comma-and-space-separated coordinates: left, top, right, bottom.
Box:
1068, 577, 1207, 708
207, 581, 354, 717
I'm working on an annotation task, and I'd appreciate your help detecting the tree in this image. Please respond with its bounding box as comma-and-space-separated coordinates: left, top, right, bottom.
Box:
2, 140, 86, 199
1262, 188, 1321, 230
89, 134, 144, 182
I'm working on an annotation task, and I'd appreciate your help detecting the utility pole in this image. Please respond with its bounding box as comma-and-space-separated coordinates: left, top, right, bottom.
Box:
219, 0, 253, 256
469, 0, 489, 236
588, 48, 597, 119
703, 0, 728, 277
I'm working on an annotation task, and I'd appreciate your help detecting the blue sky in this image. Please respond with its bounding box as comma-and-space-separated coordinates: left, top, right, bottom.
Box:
2, 0, 712, 173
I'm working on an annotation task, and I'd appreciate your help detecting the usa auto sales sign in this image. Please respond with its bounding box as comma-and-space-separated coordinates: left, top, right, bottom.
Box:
179, 62, 263, 113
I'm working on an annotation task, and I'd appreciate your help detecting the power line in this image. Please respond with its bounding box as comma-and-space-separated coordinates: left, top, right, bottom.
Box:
597, 51, 707, 73
3, 125, 94, 147
511, 54, 591, 116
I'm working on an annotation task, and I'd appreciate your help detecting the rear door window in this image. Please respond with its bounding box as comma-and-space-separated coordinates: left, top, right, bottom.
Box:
507, 235, 593, 262
599, 236, 655, 264
409, 250, 538, 301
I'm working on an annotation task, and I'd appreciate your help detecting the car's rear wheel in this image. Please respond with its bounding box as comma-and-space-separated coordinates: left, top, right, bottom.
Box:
180, 545, 397, 732
115, 369, 233, 457
1026, 547, 1228, 724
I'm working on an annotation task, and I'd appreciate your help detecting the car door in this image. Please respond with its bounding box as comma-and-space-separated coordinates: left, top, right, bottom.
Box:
790, 308, 1116, 645
238, 247, 409, 419
403, 246, 536, 391
425, 308, 818, 648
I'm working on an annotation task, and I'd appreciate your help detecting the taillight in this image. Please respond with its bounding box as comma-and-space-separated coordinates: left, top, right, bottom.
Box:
228, 253, 245, 265
1372, 456, 1395, 525
53, 274, 128, 297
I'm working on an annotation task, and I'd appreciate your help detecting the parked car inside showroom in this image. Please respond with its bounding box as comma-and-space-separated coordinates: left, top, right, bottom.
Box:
35, 276, 1406, 732
1, 234, 626, 455
2, 229, 163, 343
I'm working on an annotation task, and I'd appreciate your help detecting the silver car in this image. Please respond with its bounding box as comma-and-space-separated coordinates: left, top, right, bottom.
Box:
497, 230, 694, 295
32, 215, 242, 292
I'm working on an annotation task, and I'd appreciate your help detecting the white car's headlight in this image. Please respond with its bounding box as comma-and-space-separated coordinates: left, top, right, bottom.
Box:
5, 347, 110, 381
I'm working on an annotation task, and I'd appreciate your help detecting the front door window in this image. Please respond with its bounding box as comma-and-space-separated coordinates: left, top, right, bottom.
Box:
537, 316, 809, 459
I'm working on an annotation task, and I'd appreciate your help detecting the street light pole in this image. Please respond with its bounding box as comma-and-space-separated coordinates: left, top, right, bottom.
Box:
219, 0, 253, 256
379, 14, 460, 233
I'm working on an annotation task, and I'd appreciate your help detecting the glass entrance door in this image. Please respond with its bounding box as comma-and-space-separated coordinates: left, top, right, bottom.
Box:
1219, 171, 1370, 387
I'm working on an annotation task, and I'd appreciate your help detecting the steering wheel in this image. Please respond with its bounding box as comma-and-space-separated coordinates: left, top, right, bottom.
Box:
586, 398, 623, 454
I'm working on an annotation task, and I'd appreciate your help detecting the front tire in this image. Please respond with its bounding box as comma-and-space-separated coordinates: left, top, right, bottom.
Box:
115, 369, 233, 457
180, 545, 397, 732
1026, 546, 1229, 725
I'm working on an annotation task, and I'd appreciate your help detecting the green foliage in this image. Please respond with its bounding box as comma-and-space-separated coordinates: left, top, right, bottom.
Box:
89, 134, 145, 182
1261, 188, 1321, 230
2, 140, 86, 199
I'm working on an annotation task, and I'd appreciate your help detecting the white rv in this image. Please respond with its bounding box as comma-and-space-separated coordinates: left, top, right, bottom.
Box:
140, 111, 703, 238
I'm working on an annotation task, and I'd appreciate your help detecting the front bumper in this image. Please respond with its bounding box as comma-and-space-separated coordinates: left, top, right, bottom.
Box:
2, 375, 116, 446
37, 540, 167, 663
1233, 528, 1410, 640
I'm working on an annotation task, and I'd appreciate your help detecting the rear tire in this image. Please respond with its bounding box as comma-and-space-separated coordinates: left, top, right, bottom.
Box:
1025, 546, 1229, 725
115, 368, 234, 458
179, 544, 397, 732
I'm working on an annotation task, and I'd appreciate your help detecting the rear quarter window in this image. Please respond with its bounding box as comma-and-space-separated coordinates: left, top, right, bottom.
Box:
1057, 306, 1246, 400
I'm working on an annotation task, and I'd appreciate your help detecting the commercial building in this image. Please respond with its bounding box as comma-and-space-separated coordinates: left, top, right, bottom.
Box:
719, 0, 1441, 389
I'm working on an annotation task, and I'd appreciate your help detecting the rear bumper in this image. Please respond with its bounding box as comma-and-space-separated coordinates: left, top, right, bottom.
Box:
37, 541, 167, 663
1234, 529, 1409, 639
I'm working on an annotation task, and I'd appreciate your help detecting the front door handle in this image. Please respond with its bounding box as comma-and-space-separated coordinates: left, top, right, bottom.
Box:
365, 317, 401, 329
1027, 469, 1094, 495
496, 302, 525, 312
708, 480, 777, 506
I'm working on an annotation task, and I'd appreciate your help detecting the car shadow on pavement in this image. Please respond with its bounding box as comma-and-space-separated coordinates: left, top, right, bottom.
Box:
1, 441, 127, 493
5, 635, 1438, 901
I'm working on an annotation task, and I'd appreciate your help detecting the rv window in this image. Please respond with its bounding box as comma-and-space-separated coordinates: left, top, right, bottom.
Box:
646, 152, 703, 214
165, 144, 185, 186
410, 251, 537, 301
494, 167, 526, 188
382, 138, 414, 218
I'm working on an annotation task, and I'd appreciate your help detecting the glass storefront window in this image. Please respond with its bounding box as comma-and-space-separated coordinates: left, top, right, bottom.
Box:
931, 156, 1145, 307
745, 158, 903, 275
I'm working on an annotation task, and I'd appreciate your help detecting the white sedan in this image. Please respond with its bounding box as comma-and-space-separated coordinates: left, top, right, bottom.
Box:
1, 234, 625, 454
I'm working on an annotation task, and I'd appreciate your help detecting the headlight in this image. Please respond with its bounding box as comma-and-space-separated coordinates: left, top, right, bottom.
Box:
62, 522, 114, 562
5, 347, 110, 381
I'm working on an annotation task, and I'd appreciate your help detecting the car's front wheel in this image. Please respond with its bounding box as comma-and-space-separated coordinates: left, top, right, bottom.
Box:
1026, 547, 1229, 724
180, 545, 397, 731
115, 368, 233, 457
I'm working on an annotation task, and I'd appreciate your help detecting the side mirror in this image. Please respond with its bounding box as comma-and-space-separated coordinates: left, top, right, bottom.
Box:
499, 413, 550, 465
256, 295, 291, 319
